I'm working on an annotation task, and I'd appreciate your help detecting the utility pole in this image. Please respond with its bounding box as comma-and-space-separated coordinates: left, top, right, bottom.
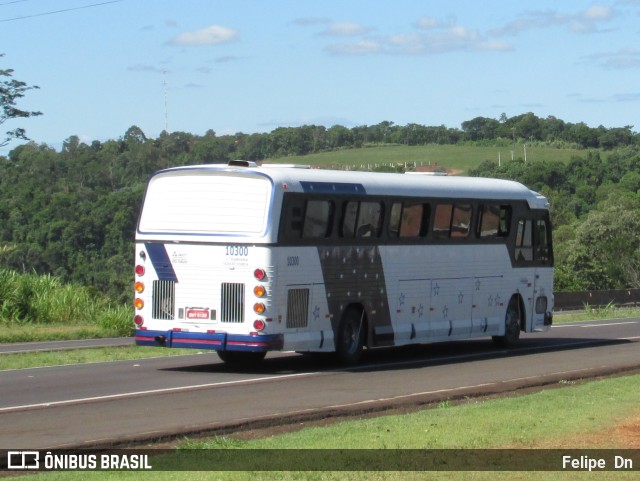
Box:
163, 70, 169, 133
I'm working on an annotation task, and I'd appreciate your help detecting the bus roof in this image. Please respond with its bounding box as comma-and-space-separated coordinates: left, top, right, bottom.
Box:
154, 163, 550, 210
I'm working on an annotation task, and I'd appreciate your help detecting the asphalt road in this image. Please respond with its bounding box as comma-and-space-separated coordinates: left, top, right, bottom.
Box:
0, 319, 638, 449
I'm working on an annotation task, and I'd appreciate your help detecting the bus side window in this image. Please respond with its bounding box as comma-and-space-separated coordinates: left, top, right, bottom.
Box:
499, 206, 512, 237
401, 203, 428, 237
341, 201, 359, 238
515, 219, 533, 261
356, 202, 383, 238
433, 204, 453, 239
389, 203, 429, 238
451, 204, 472, 238
282, 196, 306, 239
302, 200, 334, 238
389, 203, 402, 238
478, 204, 511, 238
434, 203, 471, 239
535, 219, 552, 263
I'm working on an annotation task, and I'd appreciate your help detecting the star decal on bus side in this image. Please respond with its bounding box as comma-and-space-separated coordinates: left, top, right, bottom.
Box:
399, 293, 405, 305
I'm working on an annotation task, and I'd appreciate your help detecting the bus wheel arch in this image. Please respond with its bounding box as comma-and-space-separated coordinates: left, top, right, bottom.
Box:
335, 304, 368, 365
492, 294, 523, 348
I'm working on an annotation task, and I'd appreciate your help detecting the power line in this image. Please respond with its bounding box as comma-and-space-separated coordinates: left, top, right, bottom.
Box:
0, 1, 28, 7
0, 0, 122, 22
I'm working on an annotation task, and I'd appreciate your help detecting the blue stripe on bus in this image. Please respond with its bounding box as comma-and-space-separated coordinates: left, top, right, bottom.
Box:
135, 329, 284, 352
300, 181, 366, 195
145, 243, 178, 282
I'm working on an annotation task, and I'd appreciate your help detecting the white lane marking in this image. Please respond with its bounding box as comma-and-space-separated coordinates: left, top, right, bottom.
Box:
579, 321, 638, 328
3, 328, 638, 413
0, 371, 323, 413
553, 320, 639, 328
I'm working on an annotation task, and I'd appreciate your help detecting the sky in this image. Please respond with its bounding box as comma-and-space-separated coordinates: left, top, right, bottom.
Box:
1, 0, 639, 154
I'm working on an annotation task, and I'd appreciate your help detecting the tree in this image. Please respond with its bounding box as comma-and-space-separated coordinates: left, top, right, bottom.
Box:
1, 54, 42, 147
461, 116, 500, 141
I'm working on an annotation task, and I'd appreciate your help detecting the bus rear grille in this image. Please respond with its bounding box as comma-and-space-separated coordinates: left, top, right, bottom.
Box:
286, 288, 309, 328
152, 280, 175, 320
221, 283, 245, 323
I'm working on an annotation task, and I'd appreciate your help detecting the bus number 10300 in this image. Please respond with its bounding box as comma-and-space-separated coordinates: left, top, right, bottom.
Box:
225, 246, 249, 256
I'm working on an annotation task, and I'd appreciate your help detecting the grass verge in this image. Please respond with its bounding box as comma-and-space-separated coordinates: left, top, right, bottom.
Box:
0, 345, 199, 371
23, 374, 640, 480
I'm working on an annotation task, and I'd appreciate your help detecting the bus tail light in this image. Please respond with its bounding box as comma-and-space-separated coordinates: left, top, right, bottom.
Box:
254, 268, 266, 281
134, 298, 144, 310
135, 281, 145, 293
253, 285, 266, 297
253, 302, 266, 314
134, 315, 144, 326
253, 320, 266, 331
135, 265, 145, 276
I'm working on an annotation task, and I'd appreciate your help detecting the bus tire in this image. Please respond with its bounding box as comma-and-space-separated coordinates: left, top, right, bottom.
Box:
217, 350, 266, 366
336, 307, 365, 365
492, 296, 521, 348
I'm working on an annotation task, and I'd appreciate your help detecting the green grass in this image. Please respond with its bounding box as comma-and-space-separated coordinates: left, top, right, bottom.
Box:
0, 345, 199, 370
0, 268, 132, 338
553, 305, 640, 324
266, 143, 584, 173
186, 375, 640, 450
24, 375, 640, 480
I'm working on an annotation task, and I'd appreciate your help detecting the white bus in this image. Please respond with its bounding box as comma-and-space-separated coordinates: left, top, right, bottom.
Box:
134, 161, 553, 365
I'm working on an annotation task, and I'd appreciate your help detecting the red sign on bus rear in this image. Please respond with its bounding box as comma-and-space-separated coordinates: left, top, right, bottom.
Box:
186, 308, 210, 320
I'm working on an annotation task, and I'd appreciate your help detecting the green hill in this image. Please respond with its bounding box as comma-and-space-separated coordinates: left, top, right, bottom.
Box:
266, 143, 584, 173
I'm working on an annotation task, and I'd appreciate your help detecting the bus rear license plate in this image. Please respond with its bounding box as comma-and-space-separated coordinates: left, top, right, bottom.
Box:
186, 308, 210, 320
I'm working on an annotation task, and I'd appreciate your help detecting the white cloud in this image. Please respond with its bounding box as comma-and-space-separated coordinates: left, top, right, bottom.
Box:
171, 25, 238, 46
291, 17, 332, 27
127, 63, 165, 73
328, 24, 510, 57
582, 48, 640, 69
491, 5, 616, 36
415, 16, 439, 29
583, 5, 613, 20
320, 22, 372, 37
319, 4, 616, 58
325, 39, 383, 55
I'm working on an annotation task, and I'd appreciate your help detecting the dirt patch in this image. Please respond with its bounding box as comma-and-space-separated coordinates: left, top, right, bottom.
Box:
522, 414, 640, 449
414, 165, 464, 176
567, 416, 640, 449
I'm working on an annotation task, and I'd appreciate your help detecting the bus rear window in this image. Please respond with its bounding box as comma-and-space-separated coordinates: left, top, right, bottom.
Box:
138, 171, 272, 235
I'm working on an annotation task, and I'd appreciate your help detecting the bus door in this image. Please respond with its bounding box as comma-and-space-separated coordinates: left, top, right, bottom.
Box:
531, 216, 553, 330
514, 214, 553, 331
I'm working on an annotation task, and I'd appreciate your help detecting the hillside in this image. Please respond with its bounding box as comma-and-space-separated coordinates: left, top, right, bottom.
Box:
266, 143, 584, 173
1, 114, 639, 302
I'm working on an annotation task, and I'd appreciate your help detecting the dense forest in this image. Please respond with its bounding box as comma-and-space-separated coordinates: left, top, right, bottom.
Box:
1, 113, 639, 303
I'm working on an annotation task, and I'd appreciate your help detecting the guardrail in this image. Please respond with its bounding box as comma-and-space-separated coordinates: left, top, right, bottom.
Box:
555, 289, 640, 311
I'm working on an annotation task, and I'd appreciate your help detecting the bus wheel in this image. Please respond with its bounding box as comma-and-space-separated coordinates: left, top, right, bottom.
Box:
492, 297, 521, 348
336, 308, 365, 365
217, 351, 266, 366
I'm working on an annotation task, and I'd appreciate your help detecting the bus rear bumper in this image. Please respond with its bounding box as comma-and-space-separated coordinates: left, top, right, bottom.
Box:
135, 329, 284, 352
